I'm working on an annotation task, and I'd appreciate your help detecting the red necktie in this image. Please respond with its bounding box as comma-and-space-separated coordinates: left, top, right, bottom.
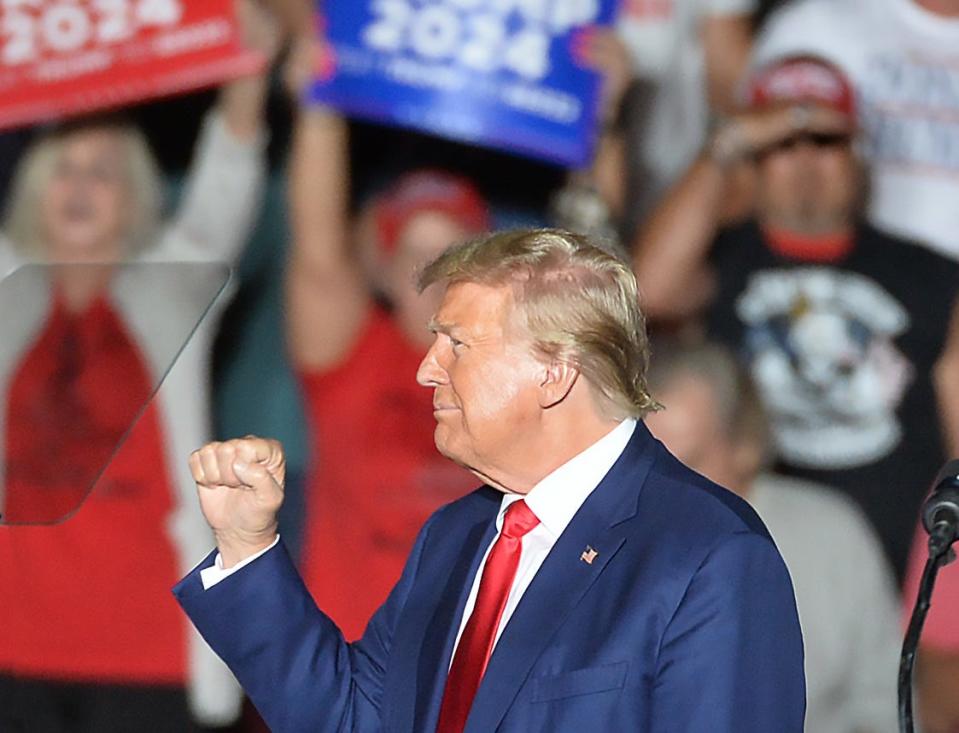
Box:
435, 499, 540, 733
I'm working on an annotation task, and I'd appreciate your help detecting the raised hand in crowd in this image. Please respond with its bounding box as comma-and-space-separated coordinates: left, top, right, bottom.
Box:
219, 0, 284, 141
158, 0, 281, 266
633, 99, 852, 320
553, 27, 633, 241
707, 101, 851, 169
282, 30, 362, 371
0, 1, 285, 729
633, 56, 959, 592
278, 13, 485, 644
573, 26, 633, 128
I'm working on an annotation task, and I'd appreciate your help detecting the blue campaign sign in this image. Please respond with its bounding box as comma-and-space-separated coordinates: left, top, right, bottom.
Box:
311, 0, 619, 168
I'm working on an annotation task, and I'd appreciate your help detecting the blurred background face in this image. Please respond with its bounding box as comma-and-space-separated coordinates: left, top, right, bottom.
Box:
645, 373, 742, 491
41, 127, 132, 262
389, 210, 471, 349
756, 133, 859, 236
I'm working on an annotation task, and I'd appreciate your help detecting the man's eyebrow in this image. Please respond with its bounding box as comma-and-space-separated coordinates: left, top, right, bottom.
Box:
428, 320, 473, 343
427, 318, 453, 334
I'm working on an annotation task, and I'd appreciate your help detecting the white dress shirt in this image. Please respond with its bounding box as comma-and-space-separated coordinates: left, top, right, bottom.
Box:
200, 534, 280, 589
451, 419, 636, 659
202, 418, 638, 665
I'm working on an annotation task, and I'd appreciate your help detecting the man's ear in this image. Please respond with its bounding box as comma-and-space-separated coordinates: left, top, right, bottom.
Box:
538, 359, 580, 408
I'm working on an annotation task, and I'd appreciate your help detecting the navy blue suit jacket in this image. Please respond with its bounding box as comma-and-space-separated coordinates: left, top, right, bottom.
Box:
174, 424, 805, 732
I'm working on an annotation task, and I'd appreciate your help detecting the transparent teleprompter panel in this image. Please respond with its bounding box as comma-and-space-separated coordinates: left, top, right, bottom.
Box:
0, 261, 229, 526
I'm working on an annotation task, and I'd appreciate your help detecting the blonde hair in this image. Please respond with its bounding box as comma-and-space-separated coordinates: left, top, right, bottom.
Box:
418, 228, 659, 419
3, 119, 163, 258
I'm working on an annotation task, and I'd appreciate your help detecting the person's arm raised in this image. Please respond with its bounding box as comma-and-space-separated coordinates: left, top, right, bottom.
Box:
177, 434, 437, 732
189, 437, 285, 568
264, 0, 313, 36
159, 0, 278, 263
285, 37, 370, 371
631, 152, 729, 321
218, 0, 281, 142
570, 27, 633, 220
702, 13, 753, 115
632, 103, 849, 321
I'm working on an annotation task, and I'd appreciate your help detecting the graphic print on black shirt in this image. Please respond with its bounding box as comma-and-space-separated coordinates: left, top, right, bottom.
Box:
735, 267, 913, 469
706, 221, 957, 581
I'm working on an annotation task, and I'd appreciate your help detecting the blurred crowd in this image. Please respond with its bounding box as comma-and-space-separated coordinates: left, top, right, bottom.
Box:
0, 0, 957, 731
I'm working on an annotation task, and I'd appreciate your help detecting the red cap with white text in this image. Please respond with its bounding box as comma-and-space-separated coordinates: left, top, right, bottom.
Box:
747, 55, 856, 122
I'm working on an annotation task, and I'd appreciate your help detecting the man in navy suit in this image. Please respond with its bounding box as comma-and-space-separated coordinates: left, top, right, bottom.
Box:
175, 228, 805, 732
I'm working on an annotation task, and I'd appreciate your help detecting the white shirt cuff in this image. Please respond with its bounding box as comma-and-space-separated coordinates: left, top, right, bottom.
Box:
200, 535, 280, 590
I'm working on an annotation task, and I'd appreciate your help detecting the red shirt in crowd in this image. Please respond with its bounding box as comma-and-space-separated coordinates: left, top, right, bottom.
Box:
0, 295, 186, 684
300, 307, 477, 641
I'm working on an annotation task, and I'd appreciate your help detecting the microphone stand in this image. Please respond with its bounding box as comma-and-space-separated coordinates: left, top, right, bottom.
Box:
899, 523, 956, 733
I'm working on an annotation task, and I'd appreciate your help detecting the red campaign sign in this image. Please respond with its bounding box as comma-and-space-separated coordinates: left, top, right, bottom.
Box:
0, 0, 265, 131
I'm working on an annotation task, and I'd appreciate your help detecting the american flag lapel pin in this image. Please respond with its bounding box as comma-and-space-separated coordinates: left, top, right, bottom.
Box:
580, 546, 598, 565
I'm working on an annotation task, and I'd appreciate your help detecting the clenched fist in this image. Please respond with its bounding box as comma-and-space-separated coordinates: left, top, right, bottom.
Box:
189, 436, 286, 568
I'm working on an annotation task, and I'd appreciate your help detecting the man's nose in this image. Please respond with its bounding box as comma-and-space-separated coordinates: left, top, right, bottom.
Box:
416, 344, 447, 387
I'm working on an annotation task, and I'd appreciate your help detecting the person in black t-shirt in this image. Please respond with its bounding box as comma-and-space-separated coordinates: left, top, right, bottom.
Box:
632, 54, 959, 585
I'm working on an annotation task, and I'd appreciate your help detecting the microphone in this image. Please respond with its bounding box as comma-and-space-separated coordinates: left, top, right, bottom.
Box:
922, 459, 959, 559
901, 459, 959, 733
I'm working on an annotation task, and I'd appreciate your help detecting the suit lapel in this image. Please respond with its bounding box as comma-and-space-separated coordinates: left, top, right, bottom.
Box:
385, 490, 499, 733
463, 424, 658, 733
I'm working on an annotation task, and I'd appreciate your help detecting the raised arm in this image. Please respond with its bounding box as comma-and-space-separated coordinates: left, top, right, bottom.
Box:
219, 0, 286, 141
631, 102, 846, 321
265, 0, 313, 35
174, 436, 432, 732
161, 0, 279, 263
566, 28, 633, 222
702, 12, 753, 114
284, 36, 369, 371
631, 152, 730, 321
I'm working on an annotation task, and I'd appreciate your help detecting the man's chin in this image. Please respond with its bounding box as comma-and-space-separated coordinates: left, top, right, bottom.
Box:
431, 439, 506, 492
433, 435, 461, 463
433, 433, 472, 471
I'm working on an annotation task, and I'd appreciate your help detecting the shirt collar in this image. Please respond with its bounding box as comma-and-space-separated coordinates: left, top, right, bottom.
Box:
497, 419, 637, 538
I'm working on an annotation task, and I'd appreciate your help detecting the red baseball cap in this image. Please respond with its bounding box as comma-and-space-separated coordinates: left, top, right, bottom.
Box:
747, 55, 856, 122
374, 170, 490, 255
